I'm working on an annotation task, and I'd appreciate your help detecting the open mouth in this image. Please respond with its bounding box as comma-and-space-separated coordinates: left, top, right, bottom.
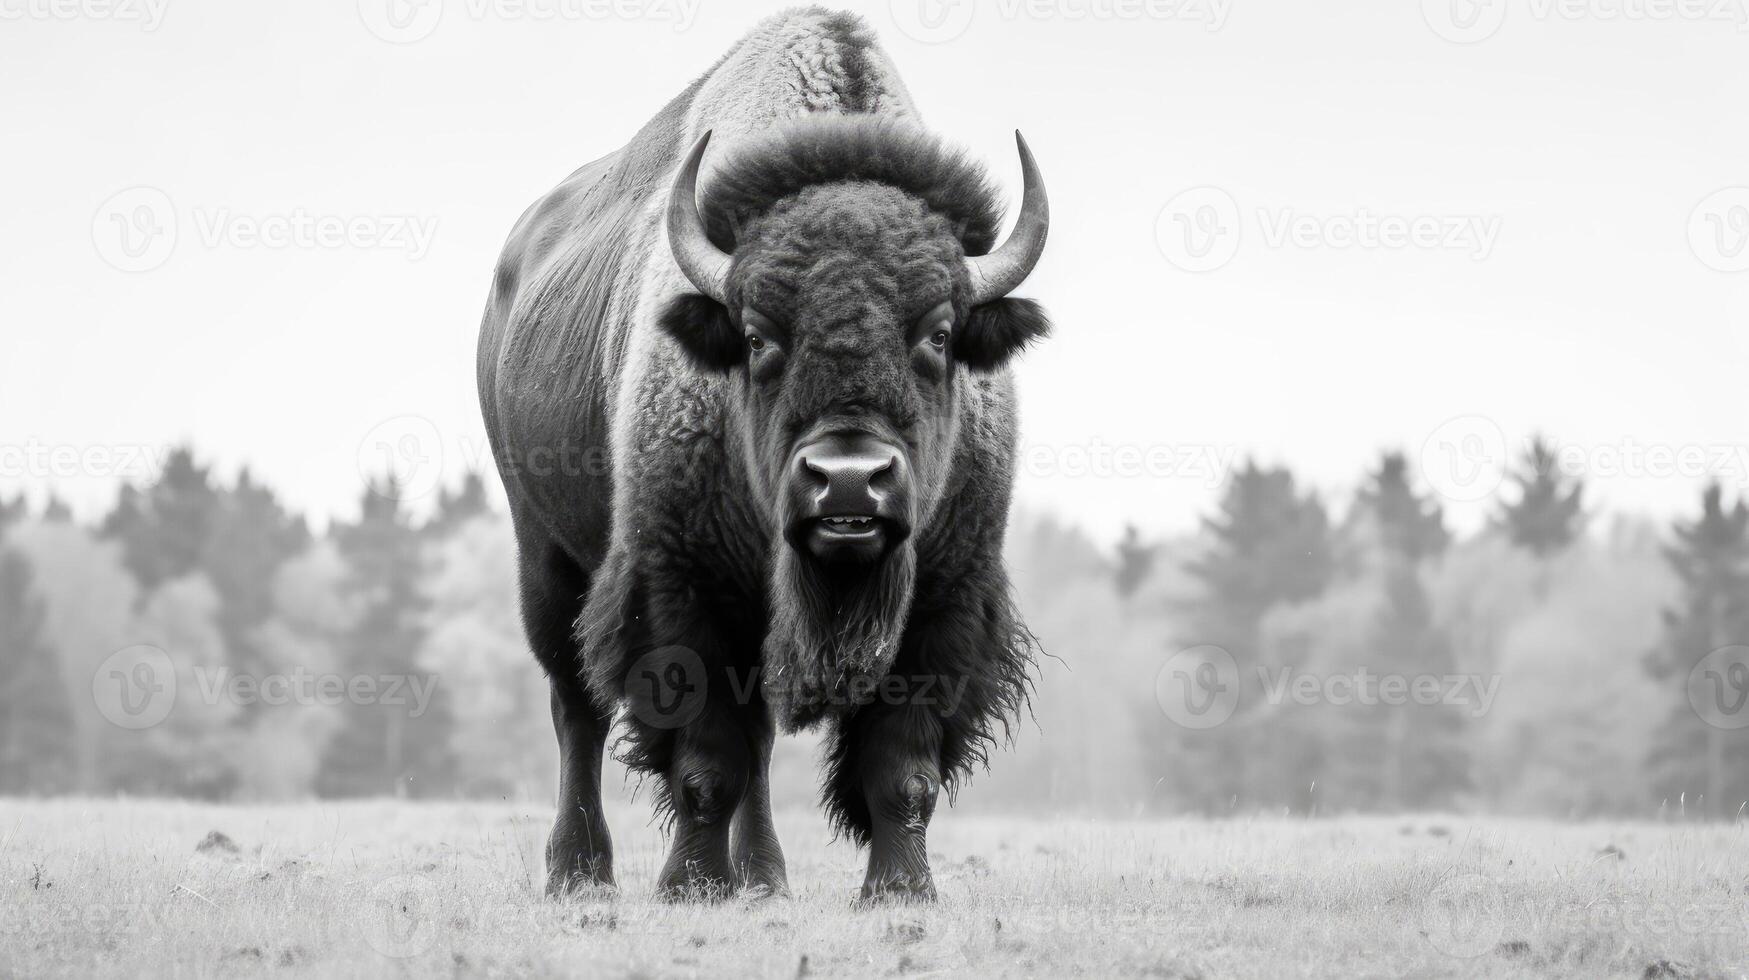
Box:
803, 515, 893, 562
814, 515, 882, 539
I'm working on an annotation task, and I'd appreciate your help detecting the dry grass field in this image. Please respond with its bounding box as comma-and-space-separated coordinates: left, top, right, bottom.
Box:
1, 798, 1746, 979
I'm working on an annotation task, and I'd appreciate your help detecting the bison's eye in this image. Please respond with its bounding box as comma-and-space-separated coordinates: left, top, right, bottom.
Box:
743, 307, 783, 359
913, 300, 955, 357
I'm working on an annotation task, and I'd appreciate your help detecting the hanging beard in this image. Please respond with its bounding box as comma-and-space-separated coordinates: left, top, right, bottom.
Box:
760, 536, 917, 730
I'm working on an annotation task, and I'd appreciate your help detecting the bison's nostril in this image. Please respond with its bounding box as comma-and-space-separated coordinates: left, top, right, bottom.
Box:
800, 453, 894, 504
799, 456, 832, 490
869, 456, 897, 494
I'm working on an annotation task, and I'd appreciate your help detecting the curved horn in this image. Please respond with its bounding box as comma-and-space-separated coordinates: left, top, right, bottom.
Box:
965, 130, 1050, 306
666, 130, 731, 303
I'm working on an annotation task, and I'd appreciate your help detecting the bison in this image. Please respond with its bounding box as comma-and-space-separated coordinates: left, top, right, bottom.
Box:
477, 7, 1050, 901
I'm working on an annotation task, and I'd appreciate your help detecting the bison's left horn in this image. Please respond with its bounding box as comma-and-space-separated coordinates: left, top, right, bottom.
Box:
965, 131, 1050, 306
667, 130, 731, 304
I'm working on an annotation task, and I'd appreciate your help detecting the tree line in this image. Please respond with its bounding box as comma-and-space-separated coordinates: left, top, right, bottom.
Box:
976, 440, 1748, 820
0, 450, 547, 800
0, 440, 1745, 818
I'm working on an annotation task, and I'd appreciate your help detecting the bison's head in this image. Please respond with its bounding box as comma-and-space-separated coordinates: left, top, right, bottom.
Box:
658, 116, 1049, 724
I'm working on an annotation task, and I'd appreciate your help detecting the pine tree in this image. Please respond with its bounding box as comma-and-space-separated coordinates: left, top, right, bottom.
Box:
203, 469, 309, 676
100, 483, 144, 544
102, 455, 307, 686
1374, 566, 1467, 807
1184, 461, 1335, 643
426, 472, 491, 539
0, 548, 75, 794
317, 475, 455, 798
1343, 452, 1466, 809
1351, 453, 1448, 564
40, 496, 72, 523
1497, 436, 1585, 557
1644, 483, 1749, 818
1174, 461, 1335, 810
1113, 523, 1156, 599
0, 494, 24, 534
100, 446, 221, 595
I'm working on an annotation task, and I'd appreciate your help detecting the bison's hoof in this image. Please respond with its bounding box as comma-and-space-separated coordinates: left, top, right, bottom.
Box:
545, 864, 615, 899
738, 880, 791, 904
545, 824, 614, 898
738, 863, 791, 900
656, 878, 736, 904
656, 860, 736, 903
857, 872, 937, 905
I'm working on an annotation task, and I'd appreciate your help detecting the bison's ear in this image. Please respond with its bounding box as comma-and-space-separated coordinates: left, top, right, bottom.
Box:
659, 293, 741, 372
956, 298, 1051, 371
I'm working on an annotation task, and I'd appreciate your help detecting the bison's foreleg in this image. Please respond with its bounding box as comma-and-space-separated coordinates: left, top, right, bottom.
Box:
546, 682, 615, 894
845, 700, 944, 903
730, 705, 789, 897
655, 698, 751, 901
516, 537, 615, 897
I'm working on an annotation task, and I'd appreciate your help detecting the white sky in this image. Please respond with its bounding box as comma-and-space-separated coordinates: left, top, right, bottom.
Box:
4, 0, 1749, 542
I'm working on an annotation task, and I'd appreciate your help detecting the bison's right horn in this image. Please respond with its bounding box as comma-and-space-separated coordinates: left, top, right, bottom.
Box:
964, 131, 1050, 306
667, 130, 732, 304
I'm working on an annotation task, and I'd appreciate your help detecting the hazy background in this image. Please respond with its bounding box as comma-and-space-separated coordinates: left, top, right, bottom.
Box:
6, 0, 1749, 538
4, 0, 1749, 820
